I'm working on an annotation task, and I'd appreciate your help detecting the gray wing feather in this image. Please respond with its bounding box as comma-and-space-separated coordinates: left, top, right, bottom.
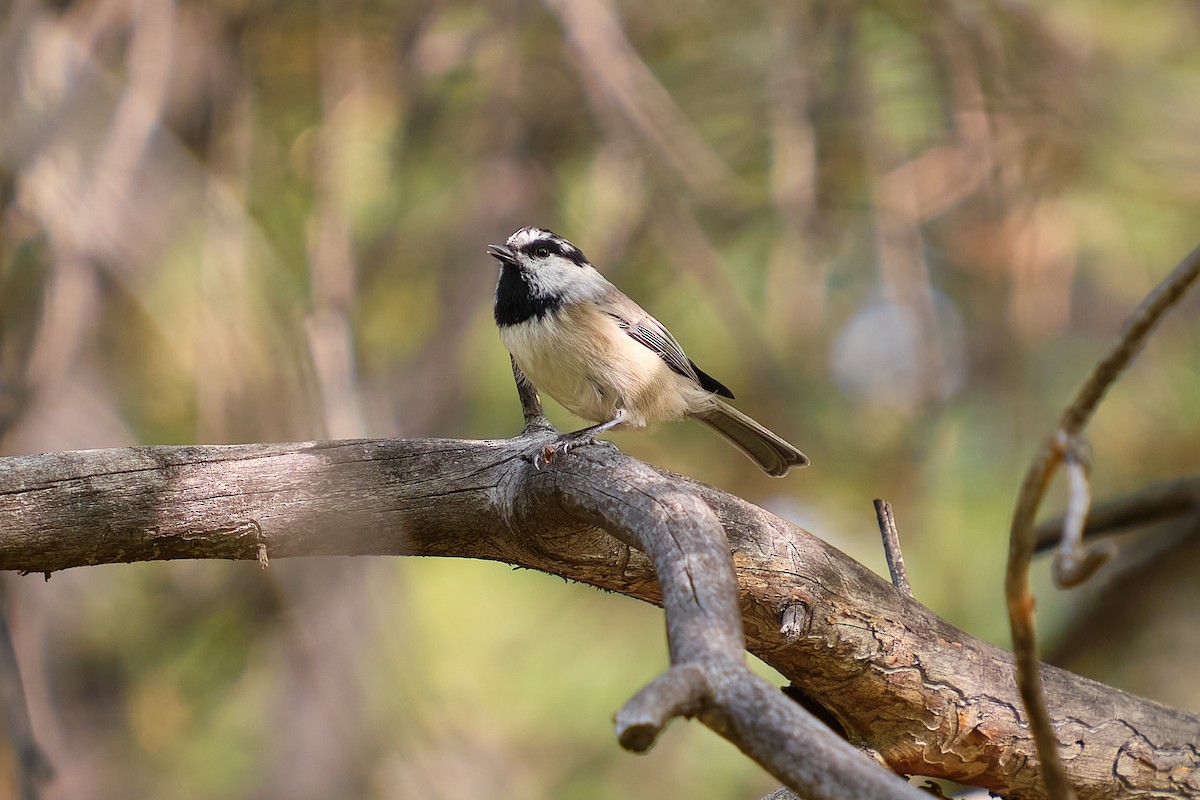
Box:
598, 289, 734, 397
604, 311, 699, 383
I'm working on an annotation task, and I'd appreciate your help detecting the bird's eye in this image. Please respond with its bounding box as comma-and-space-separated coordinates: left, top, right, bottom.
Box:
534, 246, 551, 258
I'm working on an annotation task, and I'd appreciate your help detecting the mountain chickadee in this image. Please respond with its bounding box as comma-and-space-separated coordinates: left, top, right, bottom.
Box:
487, 227, 809, 476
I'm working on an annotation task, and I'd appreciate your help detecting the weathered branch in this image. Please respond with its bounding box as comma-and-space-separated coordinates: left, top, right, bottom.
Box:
510, 439, 920, 798
1, 437, 1198, 798
503, 356, 899, 795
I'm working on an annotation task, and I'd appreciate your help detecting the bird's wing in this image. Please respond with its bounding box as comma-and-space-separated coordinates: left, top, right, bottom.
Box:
601, 294, 734, 398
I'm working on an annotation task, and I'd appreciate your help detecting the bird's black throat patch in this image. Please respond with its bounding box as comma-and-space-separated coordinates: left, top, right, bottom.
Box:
494, 264, 563, 326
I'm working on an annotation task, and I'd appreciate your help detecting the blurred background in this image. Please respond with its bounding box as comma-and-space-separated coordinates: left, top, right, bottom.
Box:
0, 0, 1198, 797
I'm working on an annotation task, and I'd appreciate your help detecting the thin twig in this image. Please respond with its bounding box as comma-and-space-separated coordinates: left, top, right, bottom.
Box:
873, 499, 912, 597
1005, 243, 1200, 800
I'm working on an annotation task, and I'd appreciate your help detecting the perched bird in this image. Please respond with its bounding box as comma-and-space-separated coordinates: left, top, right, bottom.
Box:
486, 227, 808, 476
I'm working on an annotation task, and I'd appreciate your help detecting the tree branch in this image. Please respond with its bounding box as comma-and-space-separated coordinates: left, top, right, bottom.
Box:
1, 437, 1198, 797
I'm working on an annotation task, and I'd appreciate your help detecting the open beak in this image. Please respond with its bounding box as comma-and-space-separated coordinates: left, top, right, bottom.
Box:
486, 243, 517, 265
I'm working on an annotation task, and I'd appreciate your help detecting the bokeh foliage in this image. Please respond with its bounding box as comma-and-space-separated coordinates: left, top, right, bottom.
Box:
0, 0, 1197, 797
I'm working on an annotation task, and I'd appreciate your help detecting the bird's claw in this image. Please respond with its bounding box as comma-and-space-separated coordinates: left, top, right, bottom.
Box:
530, 435, 598, 470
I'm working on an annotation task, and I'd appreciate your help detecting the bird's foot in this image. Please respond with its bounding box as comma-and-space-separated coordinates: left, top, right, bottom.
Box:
530, 433, 615, 470
532, 435, 588, 470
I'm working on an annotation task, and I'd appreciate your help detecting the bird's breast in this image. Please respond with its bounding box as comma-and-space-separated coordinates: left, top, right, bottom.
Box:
499, 305, 695, 426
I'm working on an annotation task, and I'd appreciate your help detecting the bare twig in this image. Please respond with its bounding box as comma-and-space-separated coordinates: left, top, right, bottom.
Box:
1005, 244, 1200, 800
873, 499, 912, 597
1034, 474, 1200, 552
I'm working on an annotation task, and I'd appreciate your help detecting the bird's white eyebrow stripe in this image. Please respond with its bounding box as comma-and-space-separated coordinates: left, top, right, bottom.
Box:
516, 235, 590, 268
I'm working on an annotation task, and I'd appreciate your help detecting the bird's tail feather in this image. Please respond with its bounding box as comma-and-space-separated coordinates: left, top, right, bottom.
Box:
694, 400, 809, 477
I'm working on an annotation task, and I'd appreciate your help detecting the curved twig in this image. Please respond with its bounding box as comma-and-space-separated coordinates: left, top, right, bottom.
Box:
1005, 244, 1200, 799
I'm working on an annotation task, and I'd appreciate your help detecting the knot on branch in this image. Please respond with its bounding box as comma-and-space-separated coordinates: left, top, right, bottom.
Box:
779, 600, 810, 643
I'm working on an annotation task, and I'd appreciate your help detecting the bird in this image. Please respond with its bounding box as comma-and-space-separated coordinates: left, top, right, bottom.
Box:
486, 227, 808, 476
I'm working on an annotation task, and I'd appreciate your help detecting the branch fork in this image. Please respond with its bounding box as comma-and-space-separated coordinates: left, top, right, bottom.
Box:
500, 363, 926, 799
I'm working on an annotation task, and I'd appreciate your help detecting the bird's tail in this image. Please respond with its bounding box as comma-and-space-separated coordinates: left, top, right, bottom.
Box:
693, 399, 809, 477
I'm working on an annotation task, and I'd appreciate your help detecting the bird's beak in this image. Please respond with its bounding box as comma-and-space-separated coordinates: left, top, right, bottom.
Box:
486, 243, 517, 265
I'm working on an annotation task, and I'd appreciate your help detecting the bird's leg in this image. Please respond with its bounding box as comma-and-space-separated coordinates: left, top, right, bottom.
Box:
535, 409, 626, 469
